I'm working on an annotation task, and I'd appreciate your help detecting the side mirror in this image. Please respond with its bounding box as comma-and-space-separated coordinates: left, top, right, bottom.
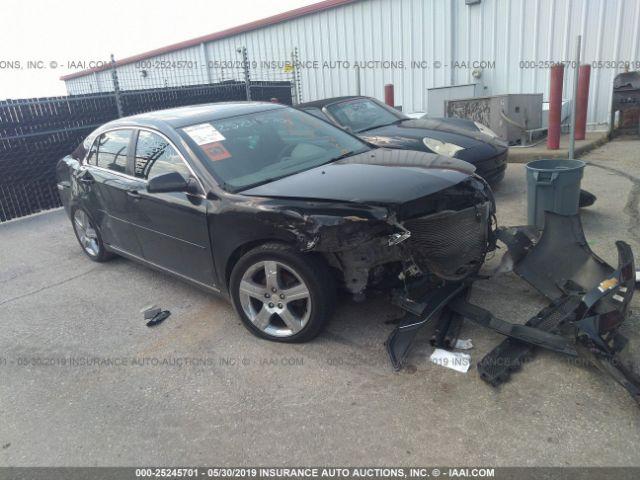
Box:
147, 172, 192, 194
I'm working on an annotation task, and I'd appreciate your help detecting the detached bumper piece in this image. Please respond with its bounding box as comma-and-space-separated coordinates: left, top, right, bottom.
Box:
386, 212, 640, 407
386, 283, 467, 370
475, 295, 580, 386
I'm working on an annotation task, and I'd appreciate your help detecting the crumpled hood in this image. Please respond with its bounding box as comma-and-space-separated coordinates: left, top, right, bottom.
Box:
241, 148, 475, 205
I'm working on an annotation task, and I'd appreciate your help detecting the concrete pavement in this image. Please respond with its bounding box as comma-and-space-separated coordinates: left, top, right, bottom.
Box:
1, 138, 639, 467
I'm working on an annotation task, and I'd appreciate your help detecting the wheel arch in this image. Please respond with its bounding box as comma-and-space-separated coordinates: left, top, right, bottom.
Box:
224, 239, 292, 291
223, 238, 333, 292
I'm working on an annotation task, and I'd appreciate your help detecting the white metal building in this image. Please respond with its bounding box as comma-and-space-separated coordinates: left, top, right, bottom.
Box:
62, 0, 640, 128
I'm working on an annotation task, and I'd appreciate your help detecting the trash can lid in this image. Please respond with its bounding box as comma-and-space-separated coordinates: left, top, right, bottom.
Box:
526, 159, 586, 172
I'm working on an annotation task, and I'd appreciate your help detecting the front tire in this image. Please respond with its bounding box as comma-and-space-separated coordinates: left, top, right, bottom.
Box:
229, 243, 335, 342
71, 207, 112, 262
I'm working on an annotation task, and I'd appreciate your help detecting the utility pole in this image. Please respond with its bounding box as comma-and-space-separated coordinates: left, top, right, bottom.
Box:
568, 35, 582, 160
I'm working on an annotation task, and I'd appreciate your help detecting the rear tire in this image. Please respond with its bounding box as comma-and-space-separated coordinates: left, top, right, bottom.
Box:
229, 243, 335, 342
71, 207, 113, 262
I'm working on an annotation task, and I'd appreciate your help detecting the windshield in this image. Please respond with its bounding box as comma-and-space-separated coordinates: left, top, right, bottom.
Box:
326, 98, 406, 133
181, 107, 369, 192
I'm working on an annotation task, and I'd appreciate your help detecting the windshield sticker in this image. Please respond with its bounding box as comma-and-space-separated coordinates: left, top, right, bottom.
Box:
183, 123, 225, 144
201, 142, 231, 162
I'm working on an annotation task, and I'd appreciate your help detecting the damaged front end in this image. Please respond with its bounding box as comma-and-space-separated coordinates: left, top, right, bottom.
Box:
226, 173, 494, 303
387, 211, 640, 407
313, 174, 497, 301
238, 149, 497, 300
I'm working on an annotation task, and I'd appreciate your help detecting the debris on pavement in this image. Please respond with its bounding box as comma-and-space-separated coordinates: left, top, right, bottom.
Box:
387, 211, 640, 407
142, 305, 161, 320
454, 338, 474, 350
142, 305, 171, 327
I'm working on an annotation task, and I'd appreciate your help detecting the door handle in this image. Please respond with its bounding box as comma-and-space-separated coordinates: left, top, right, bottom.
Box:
127, 190, 141, 199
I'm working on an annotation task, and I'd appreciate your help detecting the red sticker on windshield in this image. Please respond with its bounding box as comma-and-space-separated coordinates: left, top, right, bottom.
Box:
201, 142, 231, 161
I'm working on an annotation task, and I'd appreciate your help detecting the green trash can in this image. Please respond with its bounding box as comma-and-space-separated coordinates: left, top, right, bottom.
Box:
526, 159, 586, 229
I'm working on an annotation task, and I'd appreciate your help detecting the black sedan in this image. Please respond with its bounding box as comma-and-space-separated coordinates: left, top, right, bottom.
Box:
57, 102, 495, 342
297, 96, 508, 185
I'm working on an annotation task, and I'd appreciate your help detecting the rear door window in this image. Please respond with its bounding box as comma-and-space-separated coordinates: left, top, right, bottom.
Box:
86, 130, 132, 174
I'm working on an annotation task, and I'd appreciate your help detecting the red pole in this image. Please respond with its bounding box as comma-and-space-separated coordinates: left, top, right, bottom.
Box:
384, 84, 395, 107
547, 64, 564, 150
575, 64, 591, 140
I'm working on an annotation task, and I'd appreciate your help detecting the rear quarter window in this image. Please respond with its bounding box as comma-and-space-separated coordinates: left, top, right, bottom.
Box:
86, 130, 132, 173
71, 132, 98, 160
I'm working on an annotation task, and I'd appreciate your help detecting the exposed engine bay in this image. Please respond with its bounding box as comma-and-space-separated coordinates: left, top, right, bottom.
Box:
318, 173, 496, 299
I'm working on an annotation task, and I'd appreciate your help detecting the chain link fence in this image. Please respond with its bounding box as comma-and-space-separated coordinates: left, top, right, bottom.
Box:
0, 46, 298, 223
66, 47, 303, 104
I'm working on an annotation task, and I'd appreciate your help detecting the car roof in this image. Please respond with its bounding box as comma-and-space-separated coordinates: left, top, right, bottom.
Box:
101, 101, 286, 130
296, 96, 366, 109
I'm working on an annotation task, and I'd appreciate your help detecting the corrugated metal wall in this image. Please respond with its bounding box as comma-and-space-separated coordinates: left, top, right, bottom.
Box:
65, 0, 640, 127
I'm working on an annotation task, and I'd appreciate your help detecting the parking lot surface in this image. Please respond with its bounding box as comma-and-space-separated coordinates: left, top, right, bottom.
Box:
1, 138, 640, 466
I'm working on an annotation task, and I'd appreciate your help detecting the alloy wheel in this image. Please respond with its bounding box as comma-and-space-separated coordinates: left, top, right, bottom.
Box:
73, 209, 100, 257
238, 260, 312, 337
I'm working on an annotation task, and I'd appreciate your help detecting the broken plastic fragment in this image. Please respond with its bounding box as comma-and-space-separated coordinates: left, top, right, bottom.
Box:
598, 278, 619, 292
494, 251, 514, 274
429, 348, 471, 373
141, 305, 161, 320
454, 338, 474, 350
388, 230, 411, 246
141, 305, 171, 327
146, 310, 171, 327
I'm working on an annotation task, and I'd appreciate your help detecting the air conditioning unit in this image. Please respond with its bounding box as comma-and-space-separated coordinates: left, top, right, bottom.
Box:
445, 94, 543, 144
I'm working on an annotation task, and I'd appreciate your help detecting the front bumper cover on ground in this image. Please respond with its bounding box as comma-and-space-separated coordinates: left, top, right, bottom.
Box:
386, 212, 640, 407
